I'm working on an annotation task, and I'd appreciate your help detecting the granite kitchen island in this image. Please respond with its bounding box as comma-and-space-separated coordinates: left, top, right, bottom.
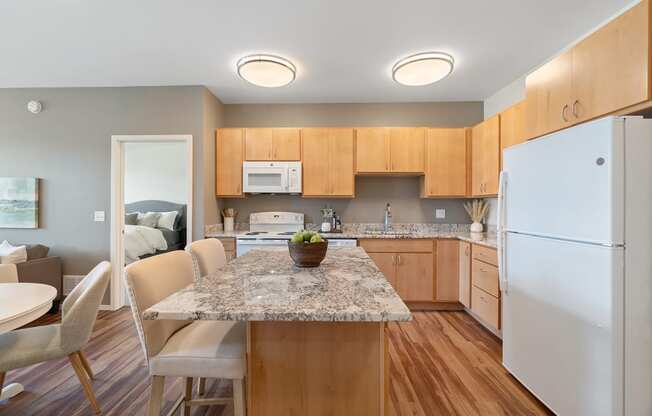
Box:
144, 247, 411, 416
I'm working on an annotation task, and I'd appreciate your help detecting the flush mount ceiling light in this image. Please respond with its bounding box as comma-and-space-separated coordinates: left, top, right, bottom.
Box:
237, 54, 296, 88
392, 52, 454, 86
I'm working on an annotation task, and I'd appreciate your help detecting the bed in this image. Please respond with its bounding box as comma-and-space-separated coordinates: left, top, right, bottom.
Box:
124, 200, 187, 263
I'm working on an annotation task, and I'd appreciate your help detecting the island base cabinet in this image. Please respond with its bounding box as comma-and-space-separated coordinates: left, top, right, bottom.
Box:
247, 321, 387, 416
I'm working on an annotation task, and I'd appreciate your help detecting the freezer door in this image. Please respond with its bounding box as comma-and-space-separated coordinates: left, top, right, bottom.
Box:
502, 116, 624, 245
502, 232, 624, 416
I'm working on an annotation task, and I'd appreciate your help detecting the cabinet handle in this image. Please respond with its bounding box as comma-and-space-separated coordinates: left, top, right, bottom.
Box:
562, 104, 570, 122
391, 255, 396, 265
572, 100, 580, 118
397, 254, 402, 265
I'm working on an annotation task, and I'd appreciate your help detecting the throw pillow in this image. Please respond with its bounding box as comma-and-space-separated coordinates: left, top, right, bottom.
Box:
25, 244, 49, 260
125, 212, 139, 225
137, 212, 161, 228
157, 211, 178, 230
0, 240, 28, 264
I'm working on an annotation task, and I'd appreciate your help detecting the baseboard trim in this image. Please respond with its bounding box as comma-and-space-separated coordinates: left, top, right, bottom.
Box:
63, 275, 86, 295
406, 301, 465, 311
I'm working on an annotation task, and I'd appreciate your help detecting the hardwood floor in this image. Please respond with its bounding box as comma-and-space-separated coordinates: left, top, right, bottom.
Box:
0, 309, 552, 416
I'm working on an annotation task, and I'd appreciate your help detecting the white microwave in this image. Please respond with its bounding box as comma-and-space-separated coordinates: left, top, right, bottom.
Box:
242, 161, 302, 194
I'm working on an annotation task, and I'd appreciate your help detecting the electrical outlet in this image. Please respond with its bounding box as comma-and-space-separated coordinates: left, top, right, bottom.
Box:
94, 211, 105, 222
435, 208, 446, 219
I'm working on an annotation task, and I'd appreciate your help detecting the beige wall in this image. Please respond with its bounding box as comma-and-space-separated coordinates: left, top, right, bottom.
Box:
219, 101, 483, 225
202, 89, 225, 226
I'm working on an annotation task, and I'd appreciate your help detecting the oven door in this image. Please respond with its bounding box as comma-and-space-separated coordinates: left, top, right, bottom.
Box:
236, 238, 289, 257
243, 165, 288, 193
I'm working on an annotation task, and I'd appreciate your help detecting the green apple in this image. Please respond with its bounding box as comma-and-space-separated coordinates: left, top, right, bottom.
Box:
290, 232, 304, 244
310, 234, 324, 243
302, 230, 315, 242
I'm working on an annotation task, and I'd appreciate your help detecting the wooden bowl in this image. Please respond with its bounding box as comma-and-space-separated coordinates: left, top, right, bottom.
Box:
288, 240, 328, 267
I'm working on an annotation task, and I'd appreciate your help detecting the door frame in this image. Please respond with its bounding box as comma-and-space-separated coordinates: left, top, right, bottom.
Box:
109, 134, 193, 310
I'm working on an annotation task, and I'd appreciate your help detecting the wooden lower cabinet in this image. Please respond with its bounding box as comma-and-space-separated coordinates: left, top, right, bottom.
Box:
458, 241, 471, 308
395, 252, 433, 302
435, 240, 459, 302
247, 321, 387, 416
471, 286, 500, 330
214, 237, 236, 261
468, 244, 501, 332
367, 252, 397, 289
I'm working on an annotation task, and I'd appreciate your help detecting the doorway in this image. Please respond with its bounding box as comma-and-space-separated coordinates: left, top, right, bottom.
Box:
110, 135, 193, 309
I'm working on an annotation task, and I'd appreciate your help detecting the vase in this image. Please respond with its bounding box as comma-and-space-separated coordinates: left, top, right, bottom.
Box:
224, 217, 234, 233
470, 221, 483, 234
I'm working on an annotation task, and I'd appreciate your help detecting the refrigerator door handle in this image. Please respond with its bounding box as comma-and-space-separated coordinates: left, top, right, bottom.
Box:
497, 171, 508, 293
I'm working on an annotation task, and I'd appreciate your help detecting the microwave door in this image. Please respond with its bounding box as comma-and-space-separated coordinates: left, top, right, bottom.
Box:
244, 167, 287, 193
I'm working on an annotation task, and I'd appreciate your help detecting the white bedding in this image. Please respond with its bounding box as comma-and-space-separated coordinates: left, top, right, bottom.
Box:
124, 225, 168, 263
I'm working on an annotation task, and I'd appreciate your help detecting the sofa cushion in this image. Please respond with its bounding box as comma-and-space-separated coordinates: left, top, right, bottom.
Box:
0, 240, 28, 264
125, 212, 139, 225
25, 244, 49, 260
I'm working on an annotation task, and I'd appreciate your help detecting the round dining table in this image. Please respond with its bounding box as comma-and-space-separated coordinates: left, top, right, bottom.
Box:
0, 283, 57, 401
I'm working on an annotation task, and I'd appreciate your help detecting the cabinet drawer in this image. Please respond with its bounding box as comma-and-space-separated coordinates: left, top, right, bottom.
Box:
215, 237, 235, 251
471, 259, 499, 297
471, 287, 500, 330
472, 244, 497, 266
359, 239, 433, 253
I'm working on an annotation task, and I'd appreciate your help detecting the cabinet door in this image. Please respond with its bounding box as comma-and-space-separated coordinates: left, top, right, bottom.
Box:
525, 49, 573, 139
571, 0, 649, 123
458, 241, 471, 308
389, 128, 425, 173
245, 128, 273, 161
216, 129, 244, 197
424, 128, 467, 197
329, 128, 355, 197
301, 128, 331, 196
272, 128, 301, 160
471, 123, 484, 196
356, 128, 390, 173
396, 253, 433, 302
435, 240, 459, 302
481, 115, 500, 195
500, 101, 527, 164
367, 252, 397, 290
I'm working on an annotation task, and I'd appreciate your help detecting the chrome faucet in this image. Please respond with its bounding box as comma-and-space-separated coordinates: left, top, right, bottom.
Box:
384, 203, 392, 232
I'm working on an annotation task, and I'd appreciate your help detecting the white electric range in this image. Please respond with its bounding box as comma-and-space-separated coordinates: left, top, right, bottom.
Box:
235, 212, 356, 256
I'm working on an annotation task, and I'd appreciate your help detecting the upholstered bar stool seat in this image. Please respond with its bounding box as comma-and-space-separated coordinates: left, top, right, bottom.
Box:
149, 320, 245, 379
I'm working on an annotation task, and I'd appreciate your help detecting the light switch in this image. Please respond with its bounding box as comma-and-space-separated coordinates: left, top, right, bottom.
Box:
435, 209, 446, 219
94, 211, 105, 222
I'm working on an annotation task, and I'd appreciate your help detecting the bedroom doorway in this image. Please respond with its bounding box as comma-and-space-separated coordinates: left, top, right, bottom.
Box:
110, 135, 193, 310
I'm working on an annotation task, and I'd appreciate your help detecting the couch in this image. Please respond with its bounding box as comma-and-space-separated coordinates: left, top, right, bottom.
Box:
14, 244, 63, 313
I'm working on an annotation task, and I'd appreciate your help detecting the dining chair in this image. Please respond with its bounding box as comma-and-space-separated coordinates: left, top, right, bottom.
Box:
0, 264, 18, 283
0, 261, 111, 414
124, 250, 245, 416
185, 238, 227, 280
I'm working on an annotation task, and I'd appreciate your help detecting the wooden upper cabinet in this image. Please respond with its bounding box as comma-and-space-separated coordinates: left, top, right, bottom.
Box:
356, 128, 390, 173
525, 0, 651, 140
245, 128, 301, 161
301, 128, 354, 197
216, 128, 244, 197
422, 128, 467, 197
389, 128, 425, 173
571, 0, 650, 122
329, 128, 355, 196
525, 49, 573, 139
435, 240, 459, 302
471, 115, 500, 196
500, 101, 527, 158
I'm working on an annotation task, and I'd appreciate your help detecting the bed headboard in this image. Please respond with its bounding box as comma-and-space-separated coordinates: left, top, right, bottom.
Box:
125, 200, 187, 230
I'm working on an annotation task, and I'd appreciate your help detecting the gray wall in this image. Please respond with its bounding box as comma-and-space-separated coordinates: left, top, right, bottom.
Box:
225, 177, 471, 225
224, 102, 481, 128
202, 89, 225, 227
0, 86, 220, 277
220, 102, 483, 225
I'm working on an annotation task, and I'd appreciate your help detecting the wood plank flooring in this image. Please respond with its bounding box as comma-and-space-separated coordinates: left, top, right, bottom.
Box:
0, 308, 552, 416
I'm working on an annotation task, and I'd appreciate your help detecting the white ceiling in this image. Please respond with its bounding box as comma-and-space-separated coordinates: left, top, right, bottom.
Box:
0, 0, 634, 104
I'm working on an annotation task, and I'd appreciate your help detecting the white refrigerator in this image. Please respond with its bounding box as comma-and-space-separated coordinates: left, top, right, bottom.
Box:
498, 116, 652, 416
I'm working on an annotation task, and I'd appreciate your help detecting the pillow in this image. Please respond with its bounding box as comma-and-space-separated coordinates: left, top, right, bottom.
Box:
125, 212, 139, 225
25, 244, 49, 260
157, 211, 178, 230
0, 240, 28, 264
137, 212, 161, 228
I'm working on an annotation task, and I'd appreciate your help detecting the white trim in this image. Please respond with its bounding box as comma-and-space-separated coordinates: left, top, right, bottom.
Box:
110, 134, 194, 310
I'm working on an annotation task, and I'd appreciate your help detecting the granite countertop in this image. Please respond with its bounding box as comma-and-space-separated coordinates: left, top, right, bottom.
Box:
205, 225, 498, 249
142, 247, 412, 323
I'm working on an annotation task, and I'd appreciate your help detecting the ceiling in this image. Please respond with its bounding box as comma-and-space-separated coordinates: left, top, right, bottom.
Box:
0, 0, 635, 104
